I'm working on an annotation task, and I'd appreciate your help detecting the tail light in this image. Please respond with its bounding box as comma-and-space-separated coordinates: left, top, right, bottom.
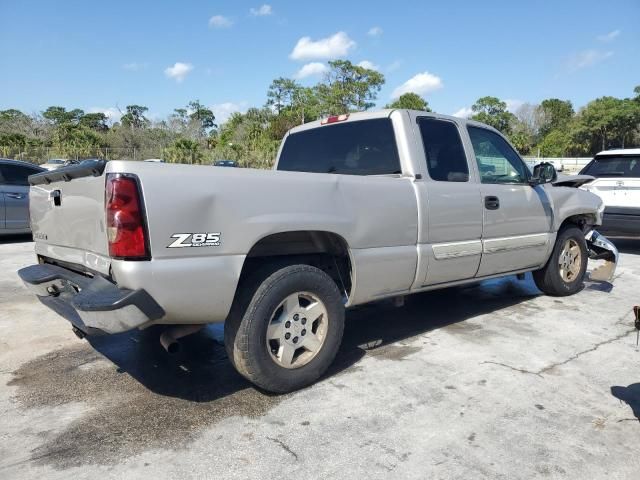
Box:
105, 174, 149, 259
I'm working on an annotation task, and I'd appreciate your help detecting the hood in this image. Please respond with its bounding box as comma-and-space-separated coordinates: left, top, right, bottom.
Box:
552, 174, 595, 188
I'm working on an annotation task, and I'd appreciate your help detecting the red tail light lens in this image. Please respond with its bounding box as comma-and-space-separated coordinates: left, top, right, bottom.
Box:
106, 174, 149, 259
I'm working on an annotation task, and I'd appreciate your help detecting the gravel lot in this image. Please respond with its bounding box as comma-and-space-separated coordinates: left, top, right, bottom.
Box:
1, 236, 639, 479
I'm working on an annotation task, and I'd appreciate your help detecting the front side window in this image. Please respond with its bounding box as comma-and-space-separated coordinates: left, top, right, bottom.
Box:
467, 126, 528, 184
0, 164, 41, 186
278, 118, 401, 176
417, 117, 469, 182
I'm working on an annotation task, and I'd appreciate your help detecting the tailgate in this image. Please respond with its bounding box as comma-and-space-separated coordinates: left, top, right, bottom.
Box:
585, 177, 640, 208
29, 160, 110, 272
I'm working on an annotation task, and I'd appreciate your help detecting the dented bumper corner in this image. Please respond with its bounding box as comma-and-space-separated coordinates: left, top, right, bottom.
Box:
585, 230, 619, 283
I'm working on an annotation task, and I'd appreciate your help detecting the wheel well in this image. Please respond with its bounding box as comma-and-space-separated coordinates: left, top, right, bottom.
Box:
239, 231, 353, 299
559, 213, 597, 233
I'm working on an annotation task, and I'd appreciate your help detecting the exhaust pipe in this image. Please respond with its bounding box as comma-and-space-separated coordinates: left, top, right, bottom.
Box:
160, 324, 203, 354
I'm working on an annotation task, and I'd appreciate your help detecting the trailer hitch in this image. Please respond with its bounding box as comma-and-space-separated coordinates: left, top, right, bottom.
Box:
585, 230, 619, 283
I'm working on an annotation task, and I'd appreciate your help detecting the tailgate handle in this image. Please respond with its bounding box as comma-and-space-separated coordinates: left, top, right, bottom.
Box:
50, 189, 62, 206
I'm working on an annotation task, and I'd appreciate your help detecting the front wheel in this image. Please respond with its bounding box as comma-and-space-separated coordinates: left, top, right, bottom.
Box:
224, 264, 345, 393
533, 226, 588, 296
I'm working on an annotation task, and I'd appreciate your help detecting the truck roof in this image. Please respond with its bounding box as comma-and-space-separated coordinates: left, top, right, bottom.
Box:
595, 148, 640, 156
287, 109, 496, 135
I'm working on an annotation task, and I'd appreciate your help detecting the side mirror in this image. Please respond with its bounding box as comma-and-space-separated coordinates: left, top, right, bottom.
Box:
530, 162, 557, 185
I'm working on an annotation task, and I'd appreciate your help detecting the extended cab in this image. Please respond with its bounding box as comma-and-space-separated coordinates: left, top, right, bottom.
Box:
19, 110, 618, 393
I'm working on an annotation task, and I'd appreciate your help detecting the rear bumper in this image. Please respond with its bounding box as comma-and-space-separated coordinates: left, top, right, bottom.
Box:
18, 264, 165, 335
600, 207, 640, 236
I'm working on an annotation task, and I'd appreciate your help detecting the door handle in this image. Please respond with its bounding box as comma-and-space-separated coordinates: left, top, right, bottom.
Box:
6, 193, 25, 199
484, 196, 500, 210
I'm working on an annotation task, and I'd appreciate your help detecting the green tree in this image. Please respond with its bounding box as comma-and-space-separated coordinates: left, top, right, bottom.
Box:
120, 105, 150, 129
266, 78, 301, 114
316, 60, 385, 114
78, 112, 108, 132
165, 138, 203, 164
538, 130, 573, 156
42, 106, 84, 125
470, 96, 515, 134
187, 100, 216, 135
386, 93, 431, 111
538, 99, 574, 138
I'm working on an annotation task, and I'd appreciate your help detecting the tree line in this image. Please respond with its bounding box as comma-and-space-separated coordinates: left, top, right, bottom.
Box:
1, 60, 638, 167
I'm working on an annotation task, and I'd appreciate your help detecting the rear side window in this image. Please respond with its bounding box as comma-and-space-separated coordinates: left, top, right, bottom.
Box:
417, 118, 469, 182
278, 118, 401, 175
581, 156, 640, 178
0, 164, 41, 186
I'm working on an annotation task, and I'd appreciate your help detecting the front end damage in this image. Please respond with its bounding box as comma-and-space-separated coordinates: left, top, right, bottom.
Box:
585, 230, 619, 282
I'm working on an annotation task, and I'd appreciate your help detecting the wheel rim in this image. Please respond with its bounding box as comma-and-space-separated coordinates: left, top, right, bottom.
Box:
266, 291, 329, 369
558, 238, 582, 283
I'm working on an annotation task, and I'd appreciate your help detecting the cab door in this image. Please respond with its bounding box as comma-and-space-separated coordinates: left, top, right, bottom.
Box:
466, 126, 553, 277
411, 115, 483, 286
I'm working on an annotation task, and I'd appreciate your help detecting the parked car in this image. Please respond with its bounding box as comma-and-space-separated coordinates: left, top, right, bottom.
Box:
18, 110, 618, 393
580, 148, 640, 236
40, 159, 69, 171
0, 159, 45, 235
213, 160, 238, 167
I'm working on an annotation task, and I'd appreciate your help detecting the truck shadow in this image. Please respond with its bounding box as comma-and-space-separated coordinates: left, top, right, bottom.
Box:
0, 234, 32, 244
88, 274, 541, 402
610, 383, 640, 422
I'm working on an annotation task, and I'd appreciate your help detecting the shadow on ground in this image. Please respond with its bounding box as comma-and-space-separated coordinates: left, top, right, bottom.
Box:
0, 234, 32, 245
611, 383, 640, 422
7, 274, 540, 469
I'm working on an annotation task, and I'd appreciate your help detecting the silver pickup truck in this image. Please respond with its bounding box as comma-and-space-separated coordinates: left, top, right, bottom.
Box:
19, 110, 618, 393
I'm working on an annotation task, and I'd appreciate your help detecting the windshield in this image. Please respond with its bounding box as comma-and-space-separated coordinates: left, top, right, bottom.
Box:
47, 159, 65, 164
581, 155, 640, 178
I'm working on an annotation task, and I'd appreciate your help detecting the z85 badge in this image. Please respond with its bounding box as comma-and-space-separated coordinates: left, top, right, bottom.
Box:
168, 232, 221, 248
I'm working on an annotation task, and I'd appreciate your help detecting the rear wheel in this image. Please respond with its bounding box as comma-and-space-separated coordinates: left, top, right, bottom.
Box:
533, 226, 588, 296
225, 264, 344, 393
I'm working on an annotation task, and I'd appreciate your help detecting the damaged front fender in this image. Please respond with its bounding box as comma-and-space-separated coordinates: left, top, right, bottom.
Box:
585, 230, 619, 283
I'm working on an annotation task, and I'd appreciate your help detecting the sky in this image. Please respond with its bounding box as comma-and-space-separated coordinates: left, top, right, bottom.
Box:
0, 0, 638, 124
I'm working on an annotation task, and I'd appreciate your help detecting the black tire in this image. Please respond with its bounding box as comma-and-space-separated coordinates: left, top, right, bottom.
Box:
224, 264, 345, 393
533, 226, 588, 296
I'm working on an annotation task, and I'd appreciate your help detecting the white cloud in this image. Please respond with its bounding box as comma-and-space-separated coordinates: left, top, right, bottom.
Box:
294, 62, 329, 79
597, 29, 620, 42
452, 107, 473, 119
211, 102, 248, 124
289, 32, 356, 61
209, 15, 233, 28
89, 107, 122, 123
567, 49, 613, 71
391, 71, 443, 99
505, 99, 524, 113
368, 26, 383, 37
122, 62, 148, 71
164, 62, 194, 82
250, 4, 272, 16
357, 60, 380, 71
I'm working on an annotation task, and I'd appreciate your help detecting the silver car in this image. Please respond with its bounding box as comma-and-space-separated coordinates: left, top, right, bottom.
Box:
0, 159, 44, 235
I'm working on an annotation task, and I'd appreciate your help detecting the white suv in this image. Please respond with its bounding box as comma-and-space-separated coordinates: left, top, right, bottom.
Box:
580, 148, 640, 236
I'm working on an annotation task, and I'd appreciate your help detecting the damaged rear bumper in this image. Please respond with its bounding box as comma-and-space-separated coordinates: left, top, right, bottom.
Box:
18, 264, 165, 335
585, 230, 619, 283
